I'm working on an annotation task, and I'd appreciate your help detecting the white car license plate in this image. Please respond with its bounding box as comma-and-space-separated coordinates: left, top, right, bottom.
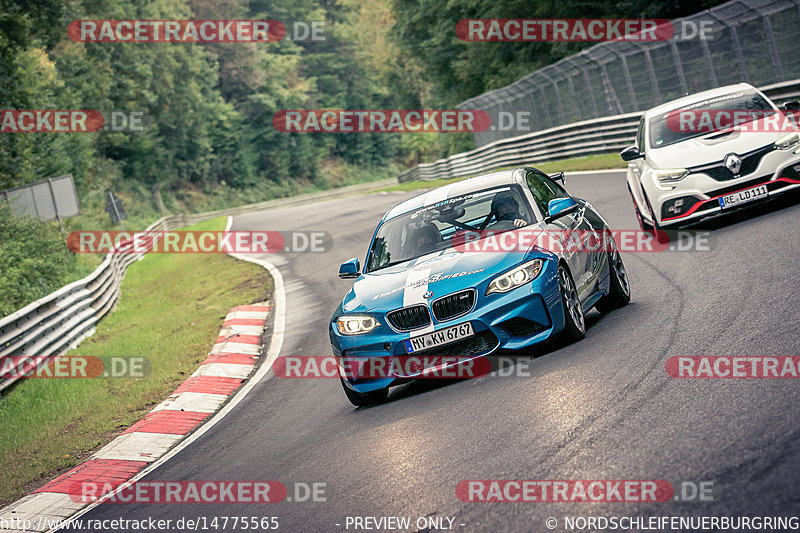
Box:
404, 323, 474, 354
719, 184, 768, 208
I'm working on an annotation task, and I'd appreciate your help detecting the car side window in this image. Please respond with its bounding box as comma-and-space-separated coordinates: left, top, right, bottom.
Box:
636, 116, 645, 150
526, 170, 569, 215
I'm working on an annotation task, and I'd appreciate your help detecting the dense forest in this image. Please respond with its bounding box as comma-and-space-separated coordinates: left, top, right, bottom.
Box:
0, 0, 725, 315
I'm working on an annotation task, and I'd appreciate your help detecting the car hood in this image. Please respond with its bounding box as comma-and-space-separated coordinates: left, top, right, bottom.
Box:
342, 239, 548, 313
648, 124, 782, 169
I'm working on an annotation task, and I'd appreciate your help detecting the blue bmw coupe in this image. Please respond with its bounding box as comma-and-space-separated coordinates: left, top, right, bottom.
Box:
330, 167, 630, 405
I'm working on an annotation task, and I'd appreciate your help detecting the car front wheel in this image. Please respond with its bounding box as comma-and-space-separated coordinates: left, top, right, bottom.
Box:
596, 235, 631, 312
557, 265, 585, 343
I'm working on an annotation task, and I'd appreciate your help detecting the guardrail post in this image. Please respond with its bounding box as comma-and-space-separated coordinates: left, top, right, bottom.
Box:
611, 49, 639, 112
572, 57, 599, 118
47, 177, 68, 244
698, 38, 718, 87
639, 45, 663, 104
727, 24, 750, 84
669, 42, 689, 95
760, 16, 784, 81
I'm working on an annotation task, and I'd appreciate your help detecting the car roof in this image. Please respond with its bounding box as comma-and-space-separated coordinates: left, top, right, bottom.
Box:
383, 168, 527, 221
644, 83, 760, 119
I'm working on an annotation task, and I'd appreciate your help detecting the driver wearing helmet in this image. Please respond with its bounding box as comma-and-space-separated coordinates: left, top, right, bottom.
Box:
409, 224, 440, 256
489, 191, 527, 228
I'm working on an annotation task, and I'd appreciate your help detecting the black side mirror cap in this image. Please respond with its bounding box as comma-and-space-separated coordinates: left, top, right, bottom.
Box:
620, 145, 643, 162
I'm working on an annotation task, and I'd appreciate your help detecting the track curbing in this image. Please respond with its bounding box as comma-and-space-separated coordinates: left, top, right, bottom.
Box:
0, 284, 274, 532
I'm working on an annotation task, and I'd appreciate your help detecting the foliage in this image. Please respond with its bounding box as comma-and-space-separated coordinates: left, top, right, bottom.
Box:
0, 202, 94, 316
389, 0, 731, 106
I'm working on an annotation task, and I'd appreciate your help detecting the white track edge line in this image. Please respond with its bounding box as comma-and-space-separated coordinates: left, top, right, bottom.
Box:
51, 215, 286, 531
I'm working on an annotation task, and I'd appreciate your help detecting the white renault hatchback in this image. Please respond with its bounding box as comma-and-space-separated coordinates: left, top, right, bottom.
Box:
622, 83, 800, 229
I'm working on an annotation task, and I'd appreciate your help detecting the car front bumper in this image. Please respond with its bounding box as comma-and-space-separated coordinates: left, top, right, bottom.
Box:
330, 261, 565, 393
649, 151, 800, 227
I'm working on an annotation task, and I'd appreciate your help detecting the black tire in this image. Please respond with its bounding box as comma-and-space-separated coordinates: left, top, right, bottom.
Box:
639, 189, 672, 244
629, 184, 671, 244
340, 378, 388, 407
628, 184, 654, 232
595, 235, 631, 313
557, 265, 585, 343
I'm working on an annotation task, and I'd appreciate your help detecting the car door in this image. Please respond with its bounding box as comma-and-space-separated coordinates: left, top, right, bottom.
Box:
525, 170, 595, 301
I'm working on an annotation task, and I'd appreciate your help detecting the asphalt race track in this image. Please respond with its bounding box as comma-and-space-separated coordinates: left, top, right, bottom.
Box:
66, 171, 800, 531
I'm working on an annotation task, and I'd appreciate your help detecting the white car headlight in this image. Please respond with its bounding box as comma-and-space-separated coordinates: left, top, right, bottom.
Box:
486, 259, 544, 295
652, 168, 689, 183
774, 131, 800, 151
337, 316, 379, 335
651, 168, 689, 191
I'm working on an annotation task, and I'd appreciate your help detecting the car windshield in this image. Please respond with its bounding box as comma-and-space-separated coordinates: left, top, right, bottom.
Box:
365, 185, 532, 272
649, 90, 774, 149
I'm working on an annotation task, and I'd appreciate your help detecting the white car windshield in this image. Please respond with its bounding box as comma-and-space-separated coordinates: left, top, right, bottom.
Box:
649, 90, 774, 149
365, 186, 532, 272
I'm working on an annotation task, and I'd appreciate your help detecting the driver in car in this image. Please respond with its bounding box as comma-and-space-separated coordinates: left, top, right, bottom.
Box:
489, 191, 527, 229
409, 224, 439, 256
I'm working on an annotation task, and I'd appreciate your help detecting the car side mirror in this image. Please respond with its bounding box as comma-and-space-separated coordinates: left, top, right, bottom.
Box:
548, 171, 566, 185
620, 145, 643, 161
545, 197, 579, 223
338, 258, 360, 279
781, 100, 800, 111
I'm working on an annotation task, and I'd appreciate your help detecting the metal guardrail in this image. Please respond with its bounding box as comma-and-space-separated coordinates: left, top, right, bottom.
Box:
398, 79, 800, 183
459, 0, 800, 147
0, 177, 396, 392
0, 216, 169, 391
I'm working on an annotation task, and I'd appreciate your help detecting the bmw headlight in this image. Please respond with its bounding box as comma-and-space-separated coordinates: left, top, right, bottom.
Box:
774, 131, 800, 151
486, 259, 544, 295
336, 316, 379, 335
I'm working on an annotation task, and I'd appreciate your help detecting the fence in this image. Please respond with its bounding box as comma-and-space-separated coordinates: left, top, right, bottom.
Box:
399, 79, 800, 183
0, 178, 395, 391
458, 0, 800, 148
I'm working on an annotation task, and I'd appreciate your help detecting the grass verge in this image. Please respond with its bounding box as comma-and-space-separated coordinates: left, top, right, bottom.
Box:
0, 216, 272, 506
382, 152, 626, 192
